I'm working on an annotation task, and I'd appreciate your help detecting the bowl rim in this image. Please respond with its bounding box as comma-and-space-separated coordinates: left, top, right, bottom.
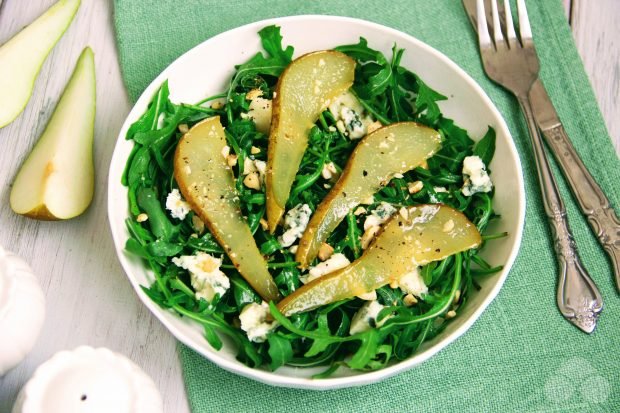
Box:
107, 14, 525, 390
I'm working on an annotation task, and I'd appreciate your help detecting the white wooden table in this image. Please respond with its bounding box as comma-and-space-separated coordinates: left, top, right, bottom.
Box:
0, 1, 617, 412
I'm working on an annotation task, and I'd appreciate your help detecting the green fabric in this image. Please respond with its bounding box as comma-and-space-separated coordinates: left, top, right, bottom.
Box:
114, 0, 620, 411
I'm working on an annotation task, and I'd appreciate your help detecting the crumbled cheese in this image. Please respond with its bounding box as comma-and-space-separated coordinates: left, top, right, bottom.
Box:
254, 159, 267, 183
398, 267, 428, 298
278, 204, 312, 247
363, 202, 397, 230
246, 94, 272, 135
302, 253, 350, 284
166, 189, 191, 220
239, 302, 278, 343
172, 252, 229, 302
349, 301, 389, 334
328, 91, 374, 140
461, 155, 493, 196
321, 162, 338, 180
434, 186, 448, 193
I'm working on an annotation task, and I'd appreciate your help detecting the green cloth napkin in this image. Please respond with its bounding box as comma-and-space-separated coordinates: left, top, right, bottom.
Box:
114, 0, 620, 411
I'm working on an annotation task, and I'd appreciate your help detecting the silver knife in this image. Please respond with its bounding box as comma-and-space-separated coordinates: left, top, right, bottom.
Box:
529, 80, 620, 290
462, 0, 620, 291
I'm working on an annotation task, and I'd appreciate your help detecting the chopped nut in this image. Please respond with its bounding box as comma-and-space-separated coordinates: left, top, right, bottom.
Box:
178, 123, 189, 134
399, 207, 409, 220
211, 100, 224, 110
243, 172, 261, 190
367, 121, 382, 134
289, 245, 298, 254
354, 206, 367, 216
393, 173, 404, 179
250, 146, 261, 155
259, 218, 268, 231
454, 289, 461, 304
360, 225, 381, 249
243, 157, 257, 175
321, 162, 338, 180
136, 213, 148, 223
226, 154, 238, 167
404, 294, 418, 306
357, 290, 377, 300
407, 180, 424, 194
442, 219, 455, 233
192, 215, 205, 234
361, 195, 375, 205
446, 310, 457, 319
389, 280, 399, 289
221, 145, 231, 159
317, 243, 335, 261
420, 160, 429, 170
245, 88, 263, 100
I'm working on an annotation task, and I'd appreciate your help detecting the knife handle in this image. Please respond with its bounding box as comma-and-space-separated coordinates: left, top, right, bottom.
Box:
541, 124, 620, 290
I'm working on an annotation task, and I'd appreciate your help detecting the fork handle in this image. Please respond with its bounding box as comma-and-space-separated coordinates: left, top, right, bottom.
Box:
516, 95, 603, 333
539, 123, 620, 291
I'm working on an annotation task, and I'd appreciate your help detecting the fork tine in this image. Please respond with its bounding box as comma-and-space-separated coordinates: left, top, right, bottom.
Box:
476, 0, 492, 48
517, 0, 533, 43
502, 0, 518, 48
490, 0, 505, 48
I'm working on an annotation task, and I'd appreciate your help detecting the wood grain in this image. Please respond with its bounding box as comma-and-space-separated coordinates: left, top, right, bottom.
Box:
0, 1, 189, 412
570, 0, 620, 154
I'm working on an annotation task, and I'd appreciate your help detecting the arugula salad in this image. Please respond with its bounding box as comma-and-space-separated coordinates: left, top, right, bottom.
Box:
122, 26, 504, 375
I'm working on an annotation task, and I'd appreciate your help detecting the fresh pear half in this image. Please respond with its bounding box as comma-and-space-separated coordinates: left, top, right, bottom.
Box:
10, 47, 96, 220
0, 0, 81, 128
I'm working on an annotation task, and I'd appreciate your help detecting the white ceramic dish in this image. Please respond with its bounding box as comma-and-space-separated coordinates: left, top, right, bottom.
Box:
108, 15, 525, 390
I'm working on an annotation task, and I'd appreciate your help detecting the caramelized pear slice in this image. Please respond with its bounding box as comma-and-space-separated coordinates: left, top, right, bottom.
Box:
296, 122, 441, 268
174, 117, 280, 302
266, 50, 355, 233
278, 204, 481, 316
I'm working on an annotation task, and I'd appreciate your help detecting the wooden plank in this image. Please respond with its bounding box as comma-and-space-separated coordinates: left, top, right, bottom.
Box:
570, 0, 620, 154
0, 1, 189, 412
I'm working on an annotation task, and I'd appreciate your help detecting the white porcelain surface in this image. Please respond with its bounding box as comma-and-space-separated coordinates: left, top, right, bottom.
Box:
12, 346, 163, 413
108, 15, 525, 389
0, 246, 45, 376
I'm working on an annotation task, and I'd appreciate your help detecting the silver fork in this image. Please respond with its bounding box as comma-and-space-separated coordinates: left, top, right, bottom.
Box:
470, 0, 603, 333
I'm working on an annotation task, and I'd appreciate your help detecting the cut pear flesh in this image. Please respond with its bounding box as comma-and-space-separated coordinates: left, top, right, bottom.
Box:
266, 50, 355, 233
10, 47, 95, 220
174, 117, 280, 302
296, 122, 441, 268
278, 204, 481, 316
0, 0, 81, 128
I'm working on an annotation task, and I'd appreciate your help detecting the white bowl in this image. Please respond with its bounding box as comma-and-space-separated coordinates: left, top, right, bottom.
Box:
108, 15, 525, 390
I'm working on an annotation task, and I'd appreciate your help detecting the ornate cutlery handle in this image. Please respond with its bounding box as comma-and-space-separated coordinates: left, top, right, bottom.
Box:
517, 95, 603, 333
540, 123, 620, 291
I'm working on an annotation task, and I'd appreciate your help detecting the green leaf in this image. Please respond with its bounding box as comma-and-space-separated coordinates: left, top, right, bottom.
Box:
258, 25, 294, 63
147, 240, 183, 257
231, 274, 261, 309
347, 329, 381, 369
267, 333, 294, 371
414, 75, 447, 124
204, 325, 223, 350
473, 127, 496, 166
136, 187, 179, 241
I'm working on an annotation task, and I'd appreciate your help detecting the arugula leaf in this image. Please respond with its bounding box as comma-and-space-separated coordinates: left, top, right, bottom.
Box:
267, 333, 294, 371
136, 187, 179, 241
473, 126, 496, 166
413, 74, 447, 124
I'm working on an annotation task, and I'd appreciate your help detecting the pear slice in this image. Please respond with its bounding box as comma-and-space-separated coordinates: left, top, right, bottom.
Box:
10, 47, 95, 220
278, 204, 481, 316
266, 50, 355, 233
296, 122, 441, 268
0, 0, 81, 128
174, 117, 280, 302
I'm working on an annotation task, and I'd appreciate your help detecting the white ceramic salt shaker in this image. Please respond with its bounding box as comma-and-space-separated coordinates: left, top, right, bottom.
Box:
0, 245, 46, 375
12, 346, 164, 413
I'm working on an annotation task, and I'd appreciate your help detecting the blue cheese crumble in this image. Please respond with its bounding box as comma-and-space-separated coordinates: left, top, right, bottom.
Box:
328, 91, 374, 139
239, 302, 278, 343
172, 252, 229, 302
278, 203, 312, 247
349, 301, 390, 334
461, 155, 493, 196
166, 189, 191, 220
